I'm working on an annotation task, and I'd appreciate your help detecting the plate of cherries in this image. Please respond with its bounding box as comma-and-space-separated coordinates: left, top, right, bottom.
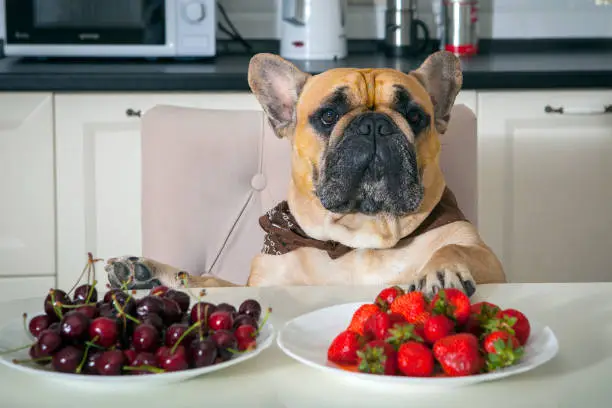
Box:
0, 274, 274, 385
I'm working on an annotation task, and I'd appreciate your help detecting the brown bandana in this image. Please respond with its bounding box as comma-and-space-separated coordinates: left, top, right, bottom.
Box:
258, 187, 467, 259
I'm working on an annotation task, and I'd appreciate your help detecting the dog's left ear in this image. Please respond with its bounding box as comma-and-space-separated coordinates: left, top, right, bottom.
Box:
248, 53, 311, 139
413, 51, 463, 134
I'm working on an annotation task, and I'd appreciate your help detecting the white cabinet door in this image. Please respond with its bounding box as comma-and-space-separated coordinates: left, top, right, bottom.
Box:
0, 276, 56, 302
54, 92, 262, 289
0, 93, 55, 280
455, 90, 477, 114
478, 90, 612, 283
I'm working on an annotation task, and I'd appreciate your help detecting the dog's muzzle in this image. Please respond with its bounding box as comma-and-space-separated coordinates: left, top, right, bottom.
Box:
315, 112, 424, 215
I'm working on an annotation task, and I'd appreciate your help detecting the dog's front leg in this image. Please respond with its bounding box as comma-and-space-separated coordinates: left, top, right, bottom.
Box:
104, 256, 238, 290
407, 244, 506, 298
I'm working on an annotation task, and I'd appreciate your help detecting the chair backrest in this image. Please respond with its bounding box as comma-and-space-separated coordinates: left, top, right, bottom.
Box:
140, 104, 477, 284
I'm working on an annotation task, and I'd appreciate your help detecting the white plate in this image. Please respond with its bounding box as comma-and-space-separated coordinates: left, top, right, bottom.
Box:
277, 302, 559, 388
0, 309, 275, 387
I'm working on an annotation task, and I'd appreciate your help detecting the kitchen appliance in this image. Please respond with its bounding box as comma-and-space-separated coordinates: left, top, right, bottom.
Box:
279, 0, 347, 60
1, 0, 216, 58
443, 0, 479, 56
384, 0, 430, 57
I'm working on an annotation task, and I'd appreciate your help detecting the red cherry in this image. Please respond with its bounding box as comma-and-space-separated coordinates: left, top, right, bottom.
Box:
208, 311, 233, 331
157, 345, 189, 372
132, 323, 160, 352
88, 317, 119, 348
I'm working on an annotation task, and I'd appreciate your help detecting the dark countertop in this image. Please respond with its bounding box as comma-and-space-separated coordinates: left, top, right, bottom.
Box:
0, 49, 611, 92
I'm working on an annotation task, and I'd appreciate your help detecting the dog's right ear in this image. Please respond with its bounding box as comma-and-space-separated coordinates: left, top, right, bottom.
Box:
248, 53, 311, 139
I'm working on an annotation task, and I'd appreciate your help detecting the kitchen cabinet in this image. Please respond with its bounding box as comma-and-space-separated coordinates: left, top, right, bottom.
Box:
0, 93, 55, 286
0, 276, 56, 302
477, 90, 612, 283
54, 92, 263, 289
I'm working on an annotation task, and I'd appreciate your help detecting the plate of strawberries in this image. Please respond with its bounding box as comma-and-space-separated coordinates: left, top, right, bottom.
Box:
277, 286, 559, 387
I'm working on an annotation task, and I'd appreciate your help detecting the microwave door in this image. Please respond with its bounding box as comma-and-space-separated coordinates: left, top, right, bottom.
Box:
5, 0, 166, 45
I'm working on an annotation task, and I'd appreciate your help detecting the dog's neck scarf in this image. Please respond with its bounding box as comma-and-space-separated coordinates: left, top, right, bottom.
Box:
258, 187, 467, 259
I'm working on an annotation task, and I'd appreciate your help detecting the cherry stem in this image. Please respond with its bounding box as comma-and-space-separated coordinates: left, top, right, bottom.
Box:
85, 279, 98, 303
178, 275, 206, 341
0, 342, 35, 356
122, 365, 165, 374
87, 252, 94, 287
67, 262, 91, 296
76, 335, 99, 374
254, 307, 272, 338
171, 321, 201, 355
61, 302, 97, 309
49, 290, 63, 319
178, 272, 200, 301
111, 294, 141, 325
13, 356, 51, 364
22, 313, 29, 337
84, 340, 105, 350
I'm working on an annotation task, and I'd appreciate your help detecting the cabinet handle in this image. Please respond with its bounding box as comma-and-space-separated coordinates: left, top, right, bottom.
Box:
125, 108, 142, 117
544, 105, 612, 115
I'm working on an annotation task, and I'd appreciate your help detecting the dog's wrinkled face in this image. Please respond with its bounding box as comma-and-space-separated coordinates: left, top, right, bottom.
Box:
306, 76, 430, 215
248, 51, 462, 218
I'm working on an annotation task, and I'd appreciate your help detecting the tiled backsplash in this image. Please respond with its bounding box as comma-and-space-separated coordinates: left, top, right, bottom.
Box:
218, 0, 612, 40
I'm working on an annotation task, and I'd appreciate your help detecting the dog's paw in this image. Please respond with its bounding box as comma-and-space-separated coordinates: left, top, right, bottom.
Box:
104, 256, 168, 290
406, 268, 476, 298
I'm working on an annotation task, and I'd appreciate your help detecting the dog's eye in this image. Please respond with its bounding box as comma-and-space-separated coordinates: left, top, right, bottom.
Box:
320, 109, 340, 127
405, 107, 428, 133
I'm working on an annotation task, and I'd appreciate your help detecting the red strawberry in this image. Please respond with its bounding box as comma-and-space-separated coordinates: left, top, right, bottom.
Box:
390, 292, 431, 325
357, 340, 398, 375
482, 331, 524, 371
375, 286, 405, 311
385, 322, 424, 349
397, 341, 435, 377
484, 309, 531, 346
471, 301, 501, 318
347, 304, 380, 336
327, 330, 364, 365
423, 314, 455, 344
433, 333, 484, 376
364, 311, 406, 341
430, 288, 471, 326
463, 301, 501, 337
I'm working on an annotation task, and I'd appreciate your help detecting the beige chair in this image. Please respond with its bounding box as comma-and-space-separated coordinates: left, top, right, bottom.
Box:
140, 104, 478, 285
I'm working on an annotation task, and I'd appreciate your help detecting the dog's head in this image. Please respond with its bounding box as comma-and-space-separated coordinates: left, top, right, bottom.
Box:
248, 51, 462, 247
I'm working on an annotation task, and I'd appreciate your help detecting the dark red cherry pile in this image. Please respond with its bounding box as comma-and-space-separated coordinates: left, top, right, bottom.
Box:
11, 282, 268, 376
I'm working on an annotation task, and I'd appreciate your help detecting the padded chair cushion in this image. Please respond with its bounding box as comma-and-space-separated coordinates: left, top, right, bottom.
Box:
141, 105, 290, 284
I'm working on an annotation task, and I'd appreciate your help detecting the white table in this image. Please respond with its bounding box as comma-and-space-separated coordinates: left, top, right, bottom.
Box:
0, 283, 610, 408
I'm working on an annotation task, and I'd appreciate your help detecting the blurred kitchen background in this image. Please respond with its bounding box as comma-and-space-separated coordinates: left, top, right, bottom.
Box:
217, 0, 612, 46
0, 0, 611, 300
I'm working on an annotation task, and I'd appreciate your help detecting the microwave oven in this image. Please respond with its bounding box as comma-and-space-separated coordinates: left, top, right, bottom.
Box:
1, 0, 216, 58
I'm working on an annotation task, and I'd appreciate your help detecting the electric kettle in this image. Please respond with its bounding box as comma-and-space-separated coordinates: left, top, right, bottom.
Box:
279, 0, 348, 60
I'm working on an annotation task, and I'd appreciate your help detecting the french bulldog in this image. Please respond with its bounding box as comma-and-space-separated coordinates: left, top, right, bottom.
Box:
105, 50, 506, 297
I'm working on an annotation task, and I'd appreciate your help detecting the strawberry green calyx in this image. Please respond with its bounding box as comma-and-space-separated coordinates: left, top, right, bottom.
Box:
375, 298, 389, 313
485, 339, 525, 371
477, 304, 501, 323
431, 290, 457, 320
357, 345, 389, 374
385, 323, 423, 349
482, 315, 518, 336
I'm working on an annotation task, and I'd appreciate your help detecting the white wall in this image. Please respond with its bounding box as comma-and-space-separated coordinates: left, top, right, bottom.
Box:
218, 0, 612, 40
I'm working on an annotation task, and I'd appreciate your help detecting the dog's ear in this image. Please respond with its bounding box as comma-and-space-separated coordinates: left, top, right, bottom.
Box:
248, 53, 311, 139
413, 51, 463, 134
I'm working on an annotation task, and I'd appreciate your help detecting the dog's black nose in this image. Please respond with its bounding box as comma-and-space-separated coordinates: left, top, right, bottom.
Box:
354, 113, 396, 138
